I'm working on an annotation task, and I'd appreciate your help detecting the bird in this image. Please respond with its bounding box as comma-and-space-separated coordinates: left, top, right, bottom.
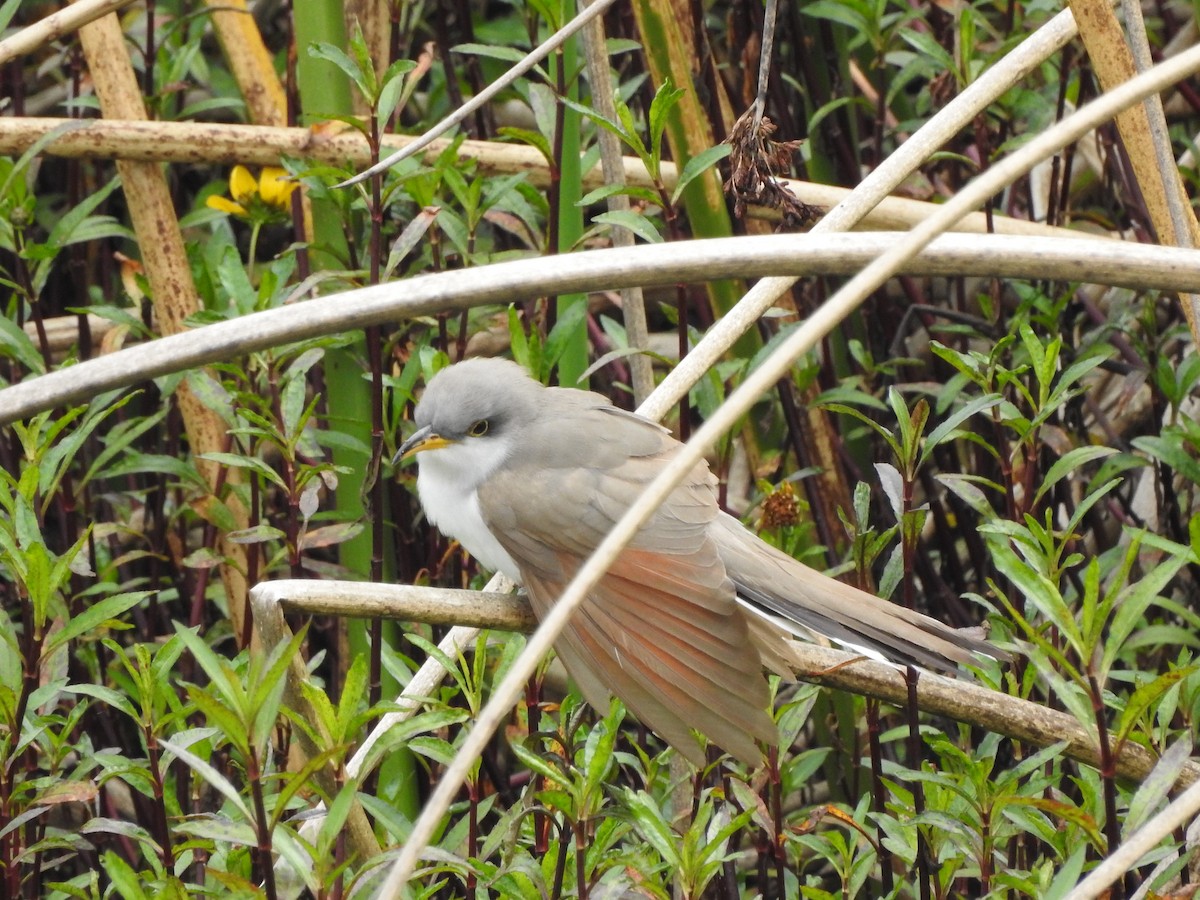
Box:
395, 358, 1003, 767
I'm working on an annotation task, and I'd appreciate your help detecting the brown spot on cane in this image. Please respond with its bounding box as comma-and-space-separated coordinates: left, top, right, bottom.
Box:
809, 655, 872, 677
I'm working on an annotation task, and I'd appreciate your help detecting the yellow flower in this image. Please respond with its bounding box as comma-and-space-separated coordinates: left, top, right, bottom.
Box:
257, 167, 296, 208
206, 165, 297, 221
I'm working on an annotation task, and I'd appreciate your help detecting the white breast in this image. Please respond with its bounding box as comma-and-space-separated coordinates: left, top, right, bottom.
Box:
416, 450, 523, 582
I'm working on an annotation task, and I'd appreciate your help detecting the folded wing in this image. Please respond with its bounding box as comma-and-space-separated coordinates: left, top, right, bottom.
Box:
478, 402, 778, 766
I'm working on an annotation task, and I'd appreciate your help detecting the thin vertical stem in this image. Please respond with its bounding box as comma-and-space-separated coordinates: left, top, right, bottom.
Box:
866, 698, 895, 896
906, 667, 931, 900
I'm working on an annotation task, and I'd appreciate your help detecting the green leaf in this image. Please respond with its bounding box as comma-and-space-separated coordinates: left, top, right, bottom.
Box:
42, 591, 150, 657
404, 632, 472, 699
808, 95, 870, 137
694, 804, 754, 873
671, 143, 731, 205
984, 538, 1082, 665
316, 776, 361, 851
384, 207, 438, 279
823, 402, 901, 459
606, 37, 642, 55
1104, 539, 1187, 670
346, 23, 379, 98
1040, 843, 1089, 900
1062, 475, 1121, 537
158, 737, 253, 820
82, 818, 163, 860
561, 96, 634, 152
100, 850, 150, 900
41, 176, 123, 258
0, 0, 24, 33
1033, 448, 1117, 509
435, 207, 470, 258
896, 26, 956, 71
497, 127, 553, 165
196, 451, 287, 490
377, 60, 418, 127
24, 542, 53, 628
577, 183, 661, 208
88, 453, 208, 489
453, 43, 537, 66
889, 389, 927, 470
356, 708, 469, 777
511, 740, 568, 786
248, 622, 308, 752
0, 120, 86, 201
406, 735, 459, 767
308, 41, 372, 100
922, 393, 1002, 461
536, 788, 575, 816
215, 242, 257, 317
67, 683, 139, 721
1122, 734, 1194, 836
647, 79, 685, 169
171, 815, 257, 847
0, 313, 46, 374
578, 345, 667, 383
620, 788, 680, 866
936, 475, 1003, 518
53, 215, 131, 248
1019, 323, 1058, 398
1133, 432, 1200, 487
995, 740, 1070, 790
173, 623, 245, 716
188, 688, 250, 754
42, 392, 134, 507
591, 210, 662, 244
583, 698, 622, 794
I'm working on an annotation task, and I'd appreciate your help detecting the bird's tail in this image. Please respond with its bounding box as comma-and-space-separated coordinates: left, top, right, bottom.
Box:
714, 513, 1007, 673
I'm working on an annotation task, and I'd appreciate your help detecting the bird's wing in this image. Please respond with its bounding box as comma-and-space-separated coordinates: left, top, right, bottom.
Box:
712, 513, 1003, 671
477, 406, 776, 766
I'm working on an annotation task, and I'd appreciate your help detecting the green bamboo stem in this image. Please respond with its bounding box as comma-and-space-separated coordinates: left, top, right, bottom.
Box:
291, 0, 419, 823
553, 0, 588, 386
629, 0, 756, 359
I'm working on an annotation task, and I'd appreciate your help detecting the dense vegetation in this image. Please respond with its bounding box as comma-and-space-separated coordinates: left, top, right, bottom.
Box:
2, 0, 1200, 897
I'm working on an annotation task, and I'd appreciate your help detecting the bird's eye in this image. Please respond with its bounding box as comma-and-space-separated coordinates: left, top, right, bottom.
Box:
467, 419, 489, 437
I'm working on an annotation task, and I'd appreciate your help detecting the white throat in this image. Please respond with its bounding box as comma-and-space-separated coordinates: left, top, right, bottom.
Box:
415, 441, 522, 582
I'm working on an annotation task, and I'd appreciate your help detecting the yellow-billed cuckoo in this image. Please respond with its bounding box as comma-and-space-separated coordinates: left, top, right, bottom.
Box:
396, 358, 1002, 766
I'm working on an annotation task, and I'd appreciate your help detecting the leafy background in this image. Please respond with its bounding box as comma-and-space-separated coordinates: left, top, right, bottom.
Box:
1, 0, 1200, 897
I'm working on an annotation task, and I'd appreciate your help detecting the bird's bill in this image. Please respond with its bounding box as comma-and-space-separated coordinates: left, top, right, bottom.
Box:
393, 425, 455, 464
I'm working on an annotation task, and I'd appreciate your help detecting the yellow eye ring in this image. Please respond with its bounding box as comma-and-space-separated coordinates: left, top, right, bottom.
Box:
468, 420, 489, 437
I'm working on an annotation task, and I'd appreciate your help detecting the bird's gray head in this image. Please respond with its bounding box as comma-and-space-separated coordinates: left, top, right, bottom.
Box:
394, 358, 542, 486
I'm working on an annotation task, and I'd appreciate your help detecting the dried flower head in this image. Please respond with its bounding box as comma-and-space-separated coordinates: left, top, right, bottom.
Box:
724, 108, 821, 229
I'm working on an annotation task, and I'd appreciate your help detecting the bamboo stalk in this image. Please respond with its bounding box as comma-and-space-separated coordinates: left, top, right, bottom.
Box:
3, 231, 1199, 426
75, 9, 251, 639
203, 0, 287, 126
1068, 0, 1200, 339
2, 232, 1200, 429
580, 0, 653, 403
251, 585, 384, 865
250, 579, 1200, 792
0, 0, 134, 66
630, 0, 749, 349
0, 116, 1093, 239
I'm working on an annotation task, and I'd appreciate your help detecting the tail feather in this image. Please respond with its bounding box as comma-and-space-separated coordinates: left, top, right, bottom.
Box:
714, 513, 1005, 673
